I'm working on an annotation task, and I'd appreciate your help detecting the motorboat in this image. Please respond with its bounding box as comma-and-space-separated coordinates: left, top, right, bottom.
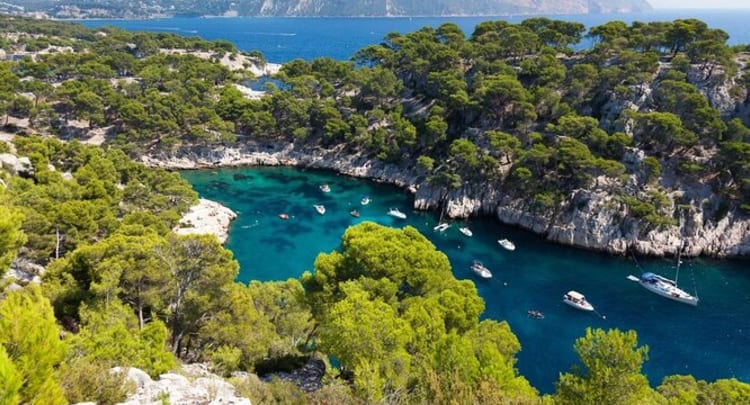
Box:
320, 184, 331, 193
629, 272, 699, 306
387, 208, 407, 219
350, 209, 360, 218
527, 310, 544, 319
433, 223, 450, 232
314, 204, 326, 215
470, 260, 492, 279
459, 227, 473, 237
563, 290, 595, 312
498, 238, 516, 251
278, 213, 289, 220
361, 196, 370, 205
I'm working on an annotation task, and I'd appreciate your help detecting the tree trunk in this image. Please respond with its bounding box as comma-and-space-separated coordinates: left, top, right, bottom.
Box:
170, 293, 183, 352
55, 228, 61, 259
138, 304, 144, 331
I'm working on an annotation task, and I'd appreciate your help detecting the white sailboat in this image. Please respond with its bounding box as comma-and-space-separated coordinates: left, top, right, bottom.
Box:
459, 227, 473, 237
627, 244, 698, 306
314, 204, 326, 215
434, 223, 450, 232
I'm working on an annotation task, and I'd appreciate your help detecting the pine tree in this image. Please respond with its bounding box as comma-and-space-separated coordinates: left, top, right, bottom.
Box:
0, 285, 67, 405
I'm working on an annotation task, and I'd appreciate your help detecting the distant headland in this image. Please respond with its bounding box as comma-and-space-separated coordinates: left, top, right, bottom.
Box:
0, 0, 652, 20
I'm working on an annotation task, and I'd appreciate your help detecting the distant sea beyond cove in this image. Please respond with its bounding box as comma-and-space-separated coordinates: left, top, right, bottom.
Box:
79, 9, 750, 63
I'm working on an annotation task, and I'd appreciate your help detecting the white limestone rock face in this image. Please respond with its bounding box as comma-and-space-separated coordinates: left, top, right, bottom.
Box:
3, 258, 45, 291
687, 62, 745, 117
146, 143, 750, 259
174, 199, 238, 244
116, 367, 252, 405
0, 153, 32, 175
545, 190, 631, 255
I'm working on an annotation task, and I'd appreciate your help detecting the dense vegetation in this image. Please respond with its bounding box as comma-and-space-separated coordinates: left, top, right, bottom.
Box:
1, 139, 749, 403
1, 15, 750, 404
2, 15, 749, 240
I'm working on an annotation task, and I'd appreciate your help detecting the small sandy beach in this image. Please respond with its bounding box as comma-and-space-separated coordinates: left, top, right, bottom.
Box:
174, 198, 237, 244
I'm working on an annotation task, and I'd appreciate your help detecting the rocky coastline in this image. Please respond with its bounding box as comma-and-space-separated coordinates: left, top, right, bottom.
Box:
144, 141, 750, 259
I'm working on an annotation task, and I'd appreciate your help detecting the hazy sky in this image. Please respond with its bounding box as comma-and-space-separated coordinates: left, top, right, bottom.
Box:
649, 0, 750, 8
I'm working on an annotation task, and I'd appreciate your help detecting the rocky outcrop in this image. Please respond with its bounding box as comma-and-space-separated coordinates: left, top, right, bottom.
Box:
174, 198, 238, 244
260, 358, 326, 392
0, 153, 32, 176
145, 141, 750, 258
3, 258, 45, 291
116, 366, 252, 405
687, 61, 747, 117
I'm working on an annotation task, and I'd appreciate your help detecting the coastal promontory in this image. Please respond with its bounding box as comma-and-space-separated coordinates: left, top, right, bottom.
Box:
3, 0, 652, 19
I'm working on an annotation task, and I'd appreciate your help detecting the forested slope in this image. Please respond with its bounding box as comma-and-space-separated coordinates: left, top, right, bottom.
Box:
4, 16, 747, 257
1, 16, 750, 403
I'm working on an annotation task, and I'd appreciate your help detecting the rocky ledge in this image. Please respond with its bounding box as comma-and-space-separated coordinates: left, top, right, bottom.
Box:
145, 142, 750, 259
174, 198, 238, 244
113, 366, 251, 405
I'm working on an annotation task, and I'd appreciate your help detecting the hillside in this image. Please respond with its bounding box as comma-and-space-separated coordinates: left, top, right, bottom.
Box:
0, 15, 748, 259
3, 0, 653, 19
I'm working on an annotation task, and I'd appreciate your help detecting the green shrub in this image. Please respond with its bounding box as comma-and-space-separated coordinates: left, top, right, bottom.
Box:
60, 361, 134, 405
230, 375, 307, 405
211, 346, 242, 377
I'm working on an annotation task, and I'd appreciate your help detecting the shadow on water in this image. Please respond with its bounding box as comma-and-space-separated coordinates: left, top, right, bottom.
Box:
258, 235, 297, 252
181, 167, 750, 394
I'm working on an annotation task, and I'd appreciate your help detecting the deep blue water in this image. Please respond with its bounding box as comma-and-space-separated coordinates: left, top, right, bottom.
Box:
79, 10, 750, 63
182, 167, 750, 394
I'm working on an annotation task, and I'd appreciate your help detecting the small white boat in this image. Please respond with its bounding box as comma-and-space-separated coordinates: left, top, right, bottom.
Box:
361, 196, 370, 205
629, 272, 699, 306
498, 238, 516, 251
563, 290, 595, 312
387, 208, 407, 219
320, 184, 331, 193
314, 204, 326, 215
433, 223, 450, 232
459, 227, 473, 237
527, 310, 544, 319
470, 260, 492, 279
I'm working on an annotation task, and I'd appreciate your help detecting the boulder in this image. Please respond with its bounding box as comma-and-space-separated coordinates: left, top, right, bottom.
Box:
0, 153, 32, 175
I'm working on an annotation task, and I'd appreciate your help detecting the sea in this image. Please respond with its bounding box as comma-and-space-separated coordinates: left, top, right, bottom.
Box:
79, 10, 750, 63
181, 167, 750, 393
79, 11, 750, 393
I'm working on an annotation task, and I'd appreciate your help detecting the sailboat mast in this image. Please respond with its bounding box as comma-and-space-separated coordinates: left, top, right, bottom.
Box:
675, 241, 683, 285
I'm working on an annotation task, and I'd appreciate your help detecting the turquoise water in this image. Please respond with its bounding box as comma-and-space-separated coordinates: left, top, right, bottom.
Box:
182, 167, 750, 393
80, 10, 750, 62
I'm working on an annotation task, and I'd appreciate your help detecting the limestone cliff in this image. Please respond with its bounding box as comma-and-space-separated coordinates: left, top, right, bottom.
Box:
232, 0, 653, 17
142, 136, 750, 259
